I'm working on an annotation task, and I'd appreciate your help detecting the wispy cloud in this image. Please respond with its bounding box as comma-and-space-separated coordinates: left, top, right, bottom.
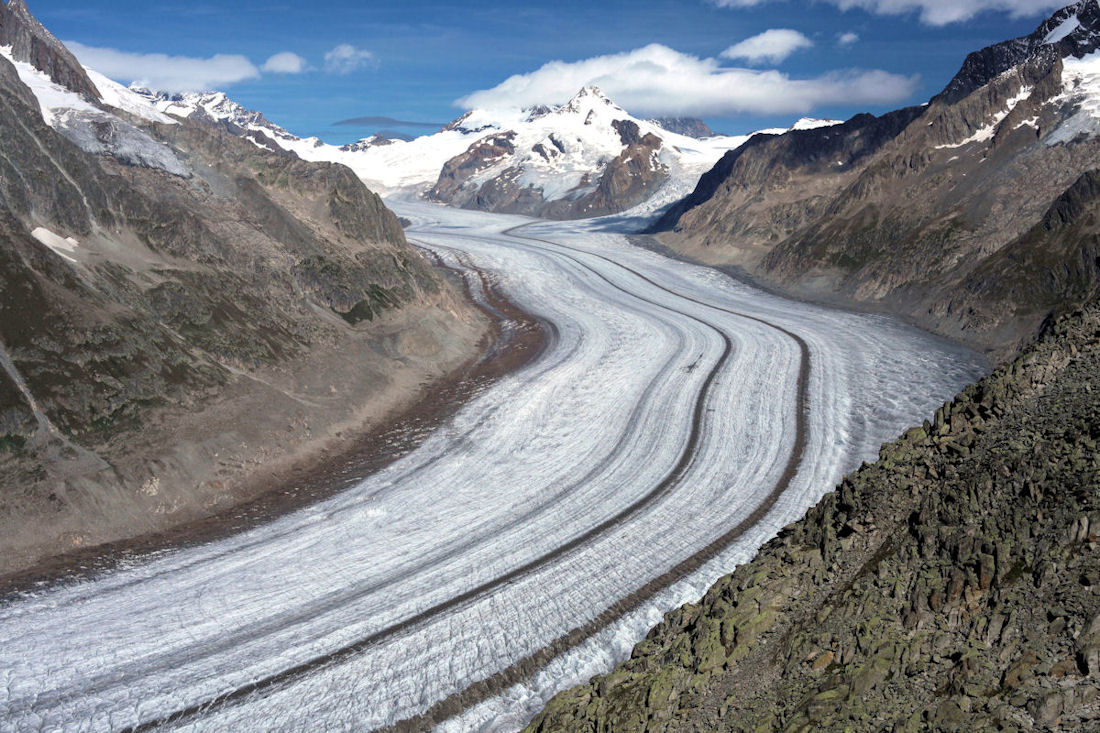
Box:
709, 0, 1067, 25
838, 31, 860, 46
324, 44, 377, 74
458, 43, 918, 117
334, 115, 444, 128
262, 52, 308, 74
721, 29, 813, 65
66, 42, 259, 92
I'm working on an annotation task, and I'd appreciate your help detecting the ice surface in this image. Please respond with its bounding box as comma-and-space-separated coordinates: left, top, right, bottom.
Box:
790, 117, 843, 131
0, 203, 987, 732
1048, 50, 1100, 144
85, 69, 177, 125
50, 108, 190, 176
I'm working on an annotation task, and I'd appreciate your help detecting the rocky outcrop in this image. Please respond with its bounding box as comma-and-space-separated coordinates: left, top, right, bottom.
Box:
570, 123, 667, 219
530, 296, 1100, 733
646, 118, 714, 139
428, 131, 518, 206
653, 1, 1100, 357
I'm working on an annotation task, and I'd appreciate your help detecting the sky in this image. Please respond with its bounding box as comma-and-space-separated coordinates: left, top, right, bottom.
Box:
29, 0, 1078, 144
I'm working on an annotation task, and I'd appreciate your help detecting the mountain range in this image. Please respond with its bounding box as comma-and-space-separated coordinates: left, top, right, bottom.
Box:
133, 83, 840, 220
652, 0, 1100, 358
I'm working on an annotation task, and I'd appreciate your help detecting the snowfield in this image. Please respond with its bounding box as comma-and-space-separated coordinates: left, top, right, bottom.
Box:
0, 203, 985, 732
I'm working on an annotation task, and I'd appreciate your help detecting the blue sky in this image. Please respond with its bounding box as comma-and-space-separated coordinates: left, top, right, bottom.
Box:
32, 0, 1072, 143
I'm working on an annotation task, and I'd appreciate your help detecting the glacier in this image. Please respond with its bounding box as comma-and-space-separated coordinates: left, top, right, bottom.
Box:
0, 202, 986, 732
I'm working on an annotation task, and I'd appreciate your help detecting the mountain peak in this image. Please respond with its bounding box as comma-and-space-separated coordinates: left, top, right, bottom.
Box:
571, 85, 612, 104
560, 84, 626, 119
1037, 0, 1100, 46
936, 0, 1100, 105
578, 84, 607, 96
0, 0, 100, 101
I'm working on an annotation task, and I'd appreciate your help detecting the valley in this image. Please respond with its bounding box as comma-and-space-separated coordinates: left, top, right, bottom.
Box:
0, 203, 983, 731
1, 0, 1098, 730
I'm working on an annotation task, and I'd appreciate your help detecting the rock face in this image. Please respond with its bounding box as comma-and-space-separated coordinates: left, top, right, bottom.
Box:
0, 3, 485, 574
529, 295, 1100, 733
646, 117, 715, 139
654, 0, 1100, 357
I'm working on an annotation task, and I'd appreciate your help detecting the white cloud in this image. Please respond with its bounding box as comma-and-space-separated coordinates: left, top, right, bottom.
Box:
721, 29, 814, 65
712, 0, 1068, 25
457, 43, 918, 118
324, 44, 376, 74
838, 31, 860, 45
66, 42, 259, 92
262, 52, 307, 74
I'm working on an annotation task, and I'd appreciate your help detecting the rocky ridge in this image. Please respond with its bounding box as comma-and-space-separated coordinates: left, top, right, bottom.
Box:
0, 0, 98, 100
529, 293, 1100, 733
0, 1, 486, 575
654, 0, 1100, 357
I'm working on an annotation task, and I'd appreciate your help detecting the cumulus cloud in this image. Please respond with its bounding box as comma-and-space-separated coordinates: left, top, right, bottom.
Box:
721, 29, 814, 65
457, 44, 918, 117
838, 31, 860, 46
262, 52, 307, 74
66, 42, 259, 92
711, 0, 1068, 25
324, 44, 376, 74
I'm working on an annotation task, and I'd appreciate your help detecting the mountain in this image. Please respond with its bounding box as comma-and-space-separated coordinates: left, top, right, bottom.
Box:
425, 86, 753, 220
530, 4, 1100, 728
0, 0, 485, 575
653, 0, 1100, 358
128, 89, 499, 196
